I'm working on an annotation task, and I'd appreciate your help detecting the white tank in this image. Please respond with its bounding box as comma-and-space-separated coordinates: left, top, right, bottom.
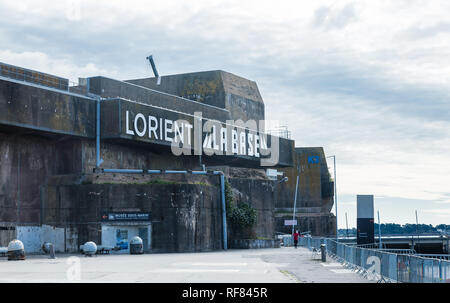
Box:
8, 239, 24, 252
83, 241, 97, 256
7, 239, 25, 261
130, 236, 144, 254
130, 236, 143, 245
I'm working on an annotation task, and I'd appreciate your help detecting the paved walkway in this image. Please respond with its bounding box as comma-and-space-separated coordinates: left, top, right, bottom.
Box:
261, 246, 373, 283
0, 247, 372, 283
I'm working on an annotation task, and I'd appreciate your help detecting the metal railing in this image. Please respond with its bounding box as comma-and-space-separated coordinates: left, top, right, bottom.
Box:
299, 236, 450, 283
415, 254, 450, 260
0, 64, 88, 95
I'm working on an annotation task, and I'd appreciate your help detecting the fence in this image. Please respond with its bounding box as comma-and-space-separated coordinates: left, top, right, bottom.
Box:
0, 63, 88, 95
299, 237, 450, 283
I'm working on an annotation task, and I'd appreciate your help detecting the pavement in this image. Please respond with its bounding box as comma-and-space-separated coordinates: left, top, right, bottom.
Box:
0, 246, 373, 283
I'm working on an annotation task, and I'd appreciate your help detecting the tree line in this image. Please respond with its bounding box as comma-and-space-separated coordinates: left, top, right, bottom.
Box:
339, 223, 450, 236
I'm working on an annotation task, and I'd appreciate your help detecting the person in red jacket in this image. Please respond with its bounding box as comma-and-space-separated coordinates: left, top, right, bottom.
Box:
293, 230, 299, 248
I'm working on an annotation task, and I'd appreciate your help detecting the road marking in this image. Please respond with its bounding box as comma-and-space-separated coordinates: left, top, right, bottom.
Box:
329, 269, 354, 274
320, 263, 342, 267
147, 269, 240, 273
191, 262, 248, 266
176, 269, 240, 273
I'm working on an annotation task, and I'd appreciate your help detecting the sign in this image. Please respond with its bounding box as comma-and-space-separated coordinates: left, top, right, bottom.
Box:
123, 109, 268, 159
100, 98, 293, 167
284, 220, 297, 226
308, 156, 319, 164
101, 212, 151, 222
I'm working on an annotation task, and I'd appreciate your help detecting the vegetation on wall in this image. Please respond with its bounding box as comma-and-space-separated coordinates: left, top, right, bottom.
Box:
225, 180, 257, 238
181, 78, 219, 103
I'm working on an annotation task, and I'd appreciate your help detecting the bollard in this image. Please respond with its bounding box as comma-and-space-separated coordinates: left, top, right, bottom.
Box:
83, 241, 97, 257
320, 244, 327, 262
7, 240, 25, 261
49, 243, 56, 259
42, 242, 56, 259
130, 236, 144, 254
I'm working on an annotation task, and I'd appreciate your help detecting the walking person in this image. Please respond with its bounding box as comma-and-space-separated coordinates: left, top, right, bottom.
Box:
293, 230, 299, 248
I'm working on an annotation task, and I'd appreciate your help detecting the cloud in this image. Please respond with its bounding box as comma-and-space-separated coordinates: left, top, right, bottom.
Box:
0, 49, 117, 82
423, 209, 450, 217
313, 2, 358, 29
0, 0, 449, 224
399, 22, 450, 40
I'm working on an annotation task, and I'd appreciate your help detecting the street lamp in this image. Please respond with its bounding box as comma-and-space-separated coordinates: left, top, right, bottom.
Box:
290, 175, 300, 235
326, 155, 338, 241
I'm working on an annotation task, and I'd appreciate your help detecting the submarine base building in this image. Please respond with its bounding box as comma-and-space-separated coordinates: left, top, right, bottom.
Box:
0, 62, 336, 253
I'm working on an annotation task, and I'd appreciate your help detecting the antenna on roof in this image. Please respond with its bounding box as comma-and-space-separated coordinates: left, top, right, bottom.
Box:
146, 55, 161, 85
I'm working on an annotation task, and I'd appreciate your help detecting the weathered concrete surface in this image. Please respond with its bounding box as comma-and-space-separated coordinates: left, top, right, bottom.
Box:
276, 147, 336, 236
0, 134, 82, 225
40, 171, 284, 253
126, 70, 265, 122
0, 247, 373, 283
41, 174, 223, 253
89, 76, 230, 122
260, 247, 374, 283
0, 79, 95, 138
229, 239, 280, 249
0, 62, 69, 90
100, 97, 294, 168
80, 140, 201, 173
0, 65, 297, 253
228, 178, 276, 240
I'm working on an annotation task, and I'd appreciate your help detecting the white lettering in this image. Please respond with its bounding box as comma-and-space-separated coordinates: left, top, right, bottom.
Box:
240, 131, 246, 155
248, 133, 254, 156
165, 119, 173, 142
134, 113, 147, 137
220, 127, 227, 152
148, 115, 158, 139
126, 111, 134, 135
232, 129, 238, 154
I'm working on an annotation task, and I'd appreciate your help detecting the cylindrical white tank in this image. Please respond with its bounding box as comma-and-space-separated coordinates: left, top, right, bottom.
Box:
130, 236, 144, 254
83, 241, 97, 256
7, 239, 25, 261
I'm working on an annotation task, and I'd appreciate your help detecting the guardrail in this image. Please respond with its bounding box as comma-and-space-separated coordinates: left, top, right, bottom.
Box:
0, 65, 88, 95
299, 237, 450, 283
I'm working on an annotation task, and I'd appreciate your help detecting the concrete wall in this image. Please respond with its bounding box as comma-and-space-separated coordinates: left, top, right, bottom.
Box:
275, 147, 336, 236
0, 67, 294, 252
0, 79, 95, 138
274, 214, 336, 237
16, 225, 65, 253
0, 134, 82, 224
229, 239, 280, 249
41, 174, 224, 253
89, 76, 230, 122
81, 140, 201, 173
126, 70, 265, 122
228, 178, 276, 240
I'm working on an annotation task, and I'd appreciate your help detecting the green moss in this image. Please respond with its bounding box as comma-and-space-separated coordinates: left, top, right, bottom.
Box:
144, 179, 178, 185
94, 179, 213, 186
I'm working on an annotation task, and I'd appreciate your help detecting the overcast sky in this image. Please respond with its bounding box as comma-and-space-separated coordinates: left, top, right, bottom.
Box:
0, 0, 449, 228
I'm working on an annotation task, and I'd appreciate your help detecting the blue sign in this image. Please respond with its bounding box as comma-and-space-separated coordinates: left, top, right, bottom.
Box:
308, 156, 320, 164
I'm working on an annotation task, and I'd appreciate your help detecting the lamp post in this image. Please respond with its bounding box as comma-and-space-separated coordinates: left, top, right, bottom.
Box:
327, 155, 337, 241
292, 175, 299, 235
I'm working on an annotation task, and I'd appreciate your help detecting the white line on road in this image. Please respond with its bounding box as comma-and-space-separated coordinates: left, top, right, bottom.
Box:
190, 262, 248, 266
329, 269, 354, 274
146, 269, 241, 273
176, 269, 240, 273
320, 263, 343, 267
